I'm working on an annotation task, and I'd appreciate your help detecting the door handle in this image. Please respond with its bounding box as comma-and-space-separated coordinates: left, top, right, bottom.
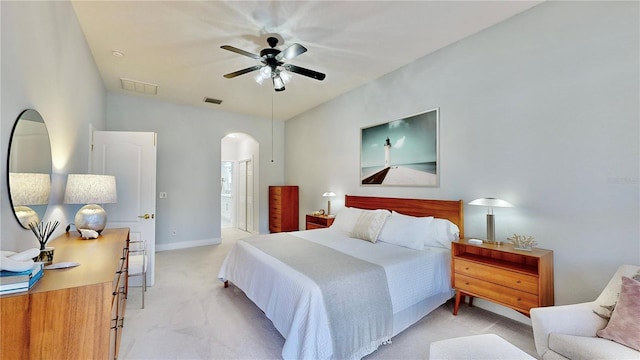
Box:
138, 214, 154, 220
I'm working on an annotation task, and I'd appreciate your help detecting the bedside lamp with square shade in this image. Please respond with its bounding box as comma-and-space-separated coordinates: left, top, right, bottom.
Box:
8, 172, 51, 228
64, 174, 117, 235
469, 197, 513, 244
322, 191, 336, 217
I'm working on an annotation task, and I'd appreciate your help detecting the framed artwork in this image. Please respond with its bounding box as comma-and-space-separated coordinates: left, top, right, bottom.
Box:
360, 108, 439, 187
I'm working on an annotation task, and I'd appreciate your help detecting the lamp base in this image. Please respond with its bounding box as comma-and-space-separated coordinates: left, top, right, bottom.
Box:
485, 214, 504, 244
75, 204, 107, 235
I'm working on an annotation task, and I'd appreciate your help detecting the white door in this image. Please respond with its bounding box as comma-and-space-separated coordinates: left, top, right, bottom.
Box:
92, 131, 157, 286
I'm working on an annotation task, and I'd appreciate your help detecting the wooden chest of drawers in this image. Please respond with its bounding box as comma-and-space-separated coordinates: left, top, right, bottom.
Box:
269, 186, 299, 232
451, 238, 554, 316
0, 228, 130, 359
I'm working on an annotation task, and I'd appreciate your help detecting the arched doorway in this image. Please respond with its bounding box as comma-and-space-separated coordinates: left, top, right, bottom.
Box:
221, 133, 259, 233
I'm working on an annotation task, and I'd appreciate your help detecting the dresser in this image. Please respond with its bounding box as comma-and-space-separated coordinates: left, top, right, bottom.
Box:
269, 186, 299, 232
0, 228, 130, 359
451, 238, 554, 316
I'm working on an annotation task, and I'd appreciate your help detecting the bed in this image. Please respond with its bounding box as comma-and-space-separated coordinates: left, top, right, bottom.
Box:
218, 195, 464, 360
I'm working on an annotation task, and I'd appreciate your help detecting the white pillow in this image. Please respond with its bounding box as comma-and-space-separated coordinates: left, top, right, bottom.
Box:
330, 207, 363, 235
426, 218, 460, 249
350, 209, 390, 243
378, 212, 433, 250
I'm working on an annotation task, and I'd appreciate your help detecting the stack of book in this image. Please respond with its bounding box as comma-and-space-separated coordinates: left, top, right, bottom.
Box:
0, 262, 44, 295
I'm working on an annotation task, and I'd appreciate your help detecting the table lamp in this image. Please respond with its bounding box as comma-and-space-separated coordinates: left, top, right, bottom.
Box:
322, 191, 336, 217
469, 197, 513, 244
64, 174, 117, 234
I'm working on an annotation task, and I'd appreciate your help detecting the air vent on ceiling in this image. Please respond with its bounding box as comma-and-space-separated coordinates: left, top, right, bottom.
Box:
203, 97, 223, 105
120, 78, 158, 95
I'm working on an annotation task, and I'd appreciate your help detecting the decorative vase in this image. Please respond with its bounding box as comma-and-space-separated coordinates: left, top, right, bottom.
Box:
37, 247, 55, 265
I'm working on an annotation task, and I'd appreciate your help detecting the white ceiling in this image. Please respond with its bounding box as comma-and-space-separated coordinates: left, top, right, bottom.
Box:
71, 1, 541, 121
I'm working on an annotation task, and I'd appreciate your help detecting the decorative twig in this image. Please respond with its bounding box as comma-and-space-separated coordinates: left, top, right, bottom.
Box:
28, 221, 60, 250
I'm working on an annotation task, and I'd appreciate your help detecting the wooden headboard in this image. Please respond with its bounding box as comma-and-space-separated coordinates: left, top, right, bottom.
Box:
345, 195, 464, 238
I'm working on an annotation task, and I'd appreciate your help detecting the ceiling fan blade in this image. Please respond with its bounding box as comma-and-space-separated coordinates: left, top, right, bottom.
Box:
283, 64, 326, 81
276, 43, 307, 61
223, 65, 263, 78
220, 45, 261, 60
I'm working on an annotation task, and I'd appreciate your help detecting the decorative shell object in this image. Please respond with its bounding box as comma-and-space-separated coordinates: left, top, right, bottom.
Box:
79, 229, 99, 240
507, 234, 537, 251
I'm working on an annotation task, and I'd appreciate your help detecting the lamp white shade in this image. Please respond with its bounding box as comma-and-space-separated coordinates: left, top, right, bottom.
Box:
64, 174, 117, 204
468, 198, 513, 208
64, 174, 117, 235
9, 172, 51, 205
322, 191, 336, 197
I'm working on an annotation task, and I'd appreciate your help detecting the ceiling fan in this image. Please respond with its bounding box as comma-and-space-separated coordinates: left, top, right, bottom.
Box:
221, 35, 326, 92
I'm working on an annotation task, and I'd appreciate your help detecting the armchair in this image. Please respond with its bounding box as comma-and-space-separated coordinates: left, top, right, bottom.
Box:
531, 264, 640, 359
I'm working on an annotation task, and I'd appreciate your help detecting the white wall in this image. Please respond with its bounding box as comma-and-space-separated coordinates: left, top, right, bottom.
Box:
106, 93, 284, 248
1, 1, 107, 251
285, 1, 639, 319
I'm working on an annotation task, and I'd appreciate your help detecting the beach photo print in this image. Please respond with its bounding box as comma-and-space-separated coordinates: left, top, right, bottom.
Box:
360, 108, 439, 187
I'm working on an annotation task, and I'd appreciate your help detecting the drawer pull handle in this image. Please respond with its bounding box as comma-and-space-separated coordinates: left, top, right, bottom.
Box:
465, 282, 470, 285
465, 267, 470, 270
516, 280, 521, 283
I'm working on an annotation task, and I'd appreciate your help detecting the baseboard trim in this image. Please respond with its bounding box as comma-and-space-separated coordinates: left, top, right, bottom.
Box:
156, 237, 221, 252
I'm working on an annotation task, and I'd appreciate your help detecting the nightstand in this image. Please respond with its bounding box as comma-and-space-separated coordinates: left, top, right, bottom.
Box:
305, 214, 335, 230
451, 238, 554, 317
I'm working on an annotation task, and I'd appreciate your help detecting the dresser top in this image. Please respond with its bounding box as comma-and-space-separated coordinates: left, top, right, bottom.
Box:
18, 228, 129, 295
455, 238, 552, 258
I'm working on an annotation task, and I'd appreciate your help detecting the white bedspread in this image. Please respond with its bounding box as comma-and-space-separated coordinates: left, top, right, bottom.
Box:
218, 228, 452, 360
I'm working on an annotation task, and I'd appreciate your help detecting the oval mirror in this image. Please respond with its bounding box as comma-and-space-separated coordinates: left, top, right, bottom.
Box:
7, 109, 52, 229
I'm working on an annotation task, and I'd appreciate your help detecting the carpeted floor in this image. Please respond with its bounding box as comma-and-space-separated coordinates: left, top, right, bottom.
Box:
119, 228, 538, 359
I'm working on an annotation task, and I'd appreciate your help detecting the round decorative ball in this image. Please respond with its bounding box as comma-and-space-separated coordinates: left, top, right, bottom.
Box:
75, 204, 107, 234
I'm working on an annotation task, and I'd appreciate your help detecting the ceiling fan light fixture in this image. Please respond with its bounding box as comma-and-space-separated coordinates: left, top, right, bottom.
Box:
222, 36, 325, 92
273, 74, 285, 91
255, 74, 266, 85
261, 66, 272, 78
279, 70, 292, 84
255, 66, 272, 84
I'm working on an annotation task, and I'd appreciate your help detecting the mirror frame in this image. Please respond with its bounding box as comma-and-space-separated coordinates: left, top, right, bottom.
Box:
7, 109, 53, 229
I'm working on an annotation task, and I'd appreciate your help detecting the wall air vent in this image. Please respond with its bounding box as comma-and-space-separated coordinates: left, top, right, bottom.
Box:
120, 78, 158, 95
203, 97, 223, 105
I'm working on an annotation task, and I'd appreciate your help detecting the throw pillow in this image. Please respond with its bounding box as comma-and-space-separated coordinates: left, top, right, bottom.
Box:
596, 276, 640, 351
350, 210, 390, 243
378, 213, 433, 250
330, 207, 363, 235
594, 269, 640, 320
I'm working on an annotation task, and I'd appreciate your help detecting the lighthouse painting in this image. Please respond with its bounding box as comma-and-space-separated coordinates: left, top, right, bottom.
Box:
361, 108, 439, 186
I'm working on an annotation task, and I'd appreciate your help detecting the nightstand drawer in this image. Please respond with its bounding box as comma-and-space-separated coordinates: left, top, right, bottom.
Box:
306, 222, 326, 230
454, 273, 538, 311
454, 259, 538, 294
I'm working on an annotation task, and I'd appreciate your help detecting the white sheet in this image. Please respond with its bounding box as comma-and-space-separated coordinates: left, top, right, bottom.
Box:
218, 228, 453, 360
